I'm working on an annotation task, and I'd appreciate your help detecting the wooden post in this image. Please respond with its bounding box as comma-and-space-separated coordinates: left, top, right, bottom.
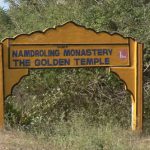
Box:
131, 43, 143, 132
0, 43, 4, 127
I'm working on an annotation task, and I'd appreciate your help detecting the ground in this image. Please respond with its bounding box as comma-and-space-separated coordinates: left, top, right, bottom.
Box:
0, 129, 150, 150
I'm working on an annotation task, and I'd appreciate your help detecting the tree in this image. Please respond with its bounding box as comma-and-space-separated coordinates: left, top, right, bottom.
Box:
0, 7, 14, 39
1, 0, 150, 132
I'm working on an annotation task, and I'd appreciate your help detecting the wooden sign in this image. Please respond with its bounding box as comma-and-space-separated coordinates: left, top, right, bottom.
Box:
9, 44, 130, 68
0, 22, 143, 132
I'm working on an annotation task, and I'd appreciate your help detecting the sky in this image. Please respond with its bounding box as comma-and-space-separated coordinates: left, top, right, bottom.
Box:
0, 0, 9, 9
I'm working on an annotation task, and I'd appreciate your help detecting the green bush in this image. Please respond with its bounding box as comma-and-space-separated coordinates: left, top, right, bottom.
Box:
5, 68, 131, 133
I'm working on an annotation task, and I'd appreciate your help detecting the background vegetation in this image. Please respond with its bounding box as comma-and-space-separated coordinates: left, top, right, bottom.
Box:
0, 0, 150, 149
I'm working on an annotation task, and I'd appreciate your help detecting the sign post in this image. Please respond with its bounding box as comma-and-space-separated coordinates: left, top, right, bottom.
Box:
0, 44, 4, 127
0, 22, 143, 131
110, 40, 143, 131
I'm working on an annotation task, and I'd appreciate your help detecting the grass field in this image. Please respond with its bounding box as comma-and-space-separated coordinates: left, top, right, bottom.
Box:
1, 120, 150, 150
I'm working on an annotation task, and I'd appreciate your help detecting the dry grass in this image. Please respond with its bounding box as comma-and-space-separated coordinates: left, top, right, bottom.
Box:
0, 129, 53, 150
0, 125, 150, 150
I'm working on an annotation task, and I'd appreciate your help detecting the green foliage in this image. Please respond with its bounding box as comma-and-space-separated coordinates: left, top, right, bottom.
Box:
0, 7, 14, 39
5, 69, 131, 132
0, 0, 150, 135
5, 100, 22, 126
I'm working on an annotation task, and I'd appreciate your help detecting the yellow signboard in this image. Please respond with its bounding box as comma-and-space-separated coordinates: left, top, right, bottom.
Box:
0, 22, 143, 132
9, 44, 130, 68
